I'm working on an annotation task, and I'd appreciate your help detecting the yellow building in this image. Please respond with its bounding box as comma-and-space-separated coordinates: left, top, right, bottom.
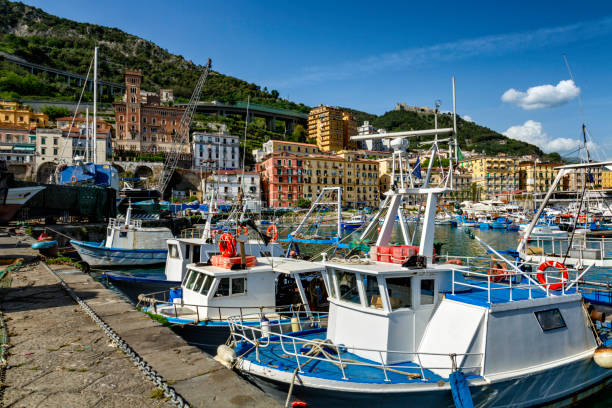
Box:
460, 157, 520, 199
518, 161, 566, 193
0, 101, 48, 128
603, 171, 612, 189
302, 155, 379, 208
308, 105, 357, 152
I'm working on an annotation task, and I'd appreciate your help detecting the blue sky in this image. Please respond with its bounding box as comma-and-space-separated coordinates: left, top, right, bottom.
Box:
19, 0, 612, 159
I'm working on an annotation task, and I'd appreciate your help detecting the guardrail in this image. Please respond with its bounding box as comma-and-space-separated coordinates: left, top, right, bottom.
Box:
227, 311, 483, 381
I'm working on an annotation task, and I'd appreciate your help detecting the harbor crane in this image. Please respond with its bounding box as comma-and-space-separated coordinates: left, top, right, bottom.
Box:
157, 58, 212, 195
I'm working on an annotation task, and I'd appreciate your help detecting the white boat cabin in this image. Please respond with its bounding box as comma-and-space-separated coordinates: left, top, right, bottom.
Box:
164, 237, 284, 282
104, 218, 173, 250
179, 258, 324, 319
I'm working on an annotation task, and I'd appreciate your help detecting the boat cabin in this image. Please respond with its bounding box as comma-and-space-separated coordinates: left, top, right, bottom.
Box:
164, 237, 284, 282
179, 257, 324, 319
104, 218, 173, 250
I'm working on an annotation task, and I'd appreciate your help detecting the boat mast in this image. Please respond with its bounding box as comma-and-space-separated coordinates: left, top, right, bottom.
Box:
93, 46, 98, 165
85, 107, 90, 162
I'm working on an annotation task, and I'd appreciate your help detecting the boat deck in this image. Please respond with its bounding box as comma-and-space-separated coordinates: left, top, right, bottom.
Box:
239, 329, 479, 384
446, 278, 578, 308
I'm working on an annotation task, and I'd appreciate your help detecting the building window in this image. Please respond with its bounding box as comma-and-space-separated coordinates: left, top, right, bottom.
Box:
41, 137, 46, 145
41, 148, 46, 155
53, 148, 58, 155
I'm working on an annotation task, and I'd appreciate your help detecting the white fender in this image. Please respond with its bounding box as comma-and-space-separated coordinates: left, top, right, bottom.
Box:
213, 344, 236, 369
594, 347, 612, 369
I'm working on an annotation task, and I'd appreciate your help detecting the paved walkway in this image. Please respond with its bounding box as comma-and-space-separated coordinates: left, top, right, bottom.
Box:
0, 232, 279, 407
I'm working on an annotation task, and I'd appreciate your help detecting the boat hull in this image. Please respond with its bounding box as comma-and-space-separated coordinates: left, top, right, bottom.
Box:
71, 240, 167, 267
0, 186, 46, 222
238, 353, 612, 408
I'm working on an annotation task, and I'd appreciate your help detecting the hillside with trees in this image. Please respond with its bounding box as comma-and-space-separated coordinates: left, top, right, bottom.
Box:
0, 0, 560, 160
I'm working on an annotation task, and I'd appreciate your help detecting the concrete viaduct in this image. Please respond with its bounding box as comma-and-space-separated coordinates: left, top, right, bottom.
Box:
0, 51, 125, 97
182, 101, 308, 133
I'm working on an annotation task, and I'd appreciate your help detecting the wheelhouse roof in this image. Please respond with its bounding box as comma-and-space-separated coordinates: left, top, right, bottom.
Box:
319, 261, 465, 276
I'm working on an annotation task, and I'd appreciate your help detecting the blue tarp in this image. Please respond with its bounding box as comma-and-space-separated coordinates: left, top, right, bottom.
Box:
59, 163, 118, 189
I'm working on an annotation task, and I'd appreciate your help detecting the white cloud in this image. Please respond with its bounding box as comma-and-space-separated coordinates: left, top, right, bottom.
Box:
463, 115, 474, 122
503, 120, 583, 153
501, 80, 580, 110
265, 15, 612, 88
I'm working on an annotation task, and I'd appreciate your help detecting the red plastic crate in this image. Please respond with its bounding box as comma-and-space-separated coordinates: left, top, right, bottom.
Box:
211, 255, 257, 269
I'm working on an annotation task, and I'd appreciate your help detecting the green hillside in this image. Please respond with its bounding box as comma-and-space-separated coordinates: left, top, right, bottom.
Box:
0, 0, 559, 160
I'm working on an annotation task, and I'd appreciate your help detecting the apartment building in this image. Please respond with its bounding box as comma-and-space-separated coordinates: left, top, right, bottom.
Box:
202, 170, 260, 205
0, 101, 48, 128
192, 131, 240, 170
460, 157, 520, 198
0, 125, 36, 164
307, 105, 357, 152
258, 152, 379, 208
518, 161, 566, 193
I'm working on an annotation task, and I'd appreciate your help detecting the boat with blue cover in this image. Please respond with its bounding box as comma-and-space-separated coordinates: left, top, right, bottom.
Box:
228, 119, 612, 406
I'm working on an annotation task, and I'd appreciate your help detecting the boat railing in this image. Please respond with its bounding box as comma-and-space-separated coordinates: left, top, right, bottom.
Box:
179, 228, 206, 239
227, 311, 484, 381
108, 218, 142, 229
136, 290, 303, 323
450, 263, 586, 303
523, 235, 612, 261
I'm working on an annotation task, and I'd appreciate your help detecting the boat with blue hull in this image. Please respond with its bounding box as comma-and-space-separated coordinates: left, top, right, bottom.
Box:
227, 120, 612, 406
71, 203, 173, 267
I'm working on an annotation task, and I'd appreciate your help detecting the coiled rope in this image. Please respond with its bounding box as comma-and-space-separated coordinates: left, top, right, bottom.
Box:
41, 262, 190, 408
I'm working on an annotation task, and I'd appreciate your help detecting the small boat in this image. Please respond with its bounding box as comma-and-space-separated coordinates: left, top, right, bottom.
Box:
341, 213, 365, 231
490, 217, 510, 229
71, 203, 172, 267
139, 256, 325, 353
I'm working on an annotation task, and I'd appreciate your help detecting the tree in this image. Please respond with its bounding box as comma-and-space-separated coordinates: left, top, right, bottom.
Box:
297, 197, 311, 208
291, 124, 307, 143
42, 105, 72, 120
270, 89, 279, 99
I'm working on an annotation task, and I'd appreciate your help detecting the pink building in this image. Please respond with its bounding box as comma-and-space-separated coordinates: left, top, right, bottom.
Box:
257, 152, 304, 208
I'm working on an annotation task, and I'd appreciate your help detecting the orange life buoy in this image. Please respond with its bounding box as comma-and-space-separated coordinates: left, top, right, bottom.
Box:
266, 224, 278, 242
236, 226, 248, 236
70, 175, 77, 183
218, 233, 237, 257
488, 263, 507, 283
445, 259, 463, 266
537, 260, 568, 290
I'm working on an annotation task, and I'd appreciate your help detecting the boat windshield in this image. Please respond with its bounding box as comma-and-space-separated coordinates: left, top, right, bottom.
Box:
335, 270, 360, 304
386, 277, 412, 309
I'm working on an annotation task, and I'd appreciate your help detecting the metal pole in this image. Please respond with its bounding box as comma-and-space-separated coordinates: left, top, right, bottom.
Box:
85, 107, 89, 162
93, 46, 98, 165
452, 77, 458, 164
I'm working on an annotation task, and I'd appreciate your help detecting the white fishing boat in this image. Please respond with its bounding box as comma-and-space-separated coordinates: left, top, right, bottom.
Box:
71, 202, 173, 267
227, 96, 612, 407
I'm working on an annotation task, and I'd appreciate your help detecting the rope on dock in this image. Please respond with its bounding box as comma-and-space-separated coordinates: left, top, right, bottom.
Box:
41, 262, 190, 408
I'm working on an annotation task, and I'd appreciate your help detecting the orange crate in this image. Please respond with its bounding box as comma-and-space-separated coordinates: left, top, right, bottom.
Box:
211, 255, 256, 269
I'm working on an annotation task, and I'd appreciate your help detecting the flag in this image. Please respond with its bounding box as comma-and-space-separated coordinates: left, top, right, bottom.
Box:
588, 171, 594, 183
457, 146, 464, 161
413, 157, 422, 179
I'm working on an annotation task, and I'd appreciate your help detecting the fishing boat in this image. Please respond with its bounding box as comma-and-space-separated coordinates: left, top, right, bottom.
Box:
227, 104, 612, 407
71, 202, 172, 267
341, 213, 366, 231
138, 251, 325, 352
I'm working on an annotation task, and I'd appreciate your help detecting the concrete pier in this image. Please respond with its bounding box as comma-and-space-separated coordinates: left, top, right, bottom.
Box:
0, 233, 279, 407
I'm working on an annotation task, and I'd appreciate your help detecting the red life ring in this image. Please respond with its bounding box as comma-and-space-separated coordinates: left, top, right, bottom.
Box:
488, 263, 507, 283
70, 175, 77, 183
266, 224, 278, 242
536, 260, 568, 290
236, 226, 248, 236
218, 233, 237, 257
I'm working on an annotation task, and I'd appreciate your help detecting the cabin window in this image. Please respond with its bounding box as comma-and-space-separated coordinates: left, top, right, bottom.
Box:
335, 271, 360, 304
216, 278, 230, 297
231, 277, 246, 295
200, 276, 213, 295
364, 275, 382, 309
107, 228, 112, 237
182, 270, 193, 286
186, 271, 199, 291
535, 308, 566, 332
386, 277, 412, 309
185, 244, 190, 260
192, 273, 205, 293
169, 244, 179, 259
119, 231, 127, 238
420, 279, 435, 305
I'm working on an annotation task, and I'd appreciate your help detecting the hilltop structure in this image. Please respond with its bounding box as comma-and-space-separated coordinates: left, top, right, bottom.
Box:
112, 70, 187, 156
0, 101, 48, 128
